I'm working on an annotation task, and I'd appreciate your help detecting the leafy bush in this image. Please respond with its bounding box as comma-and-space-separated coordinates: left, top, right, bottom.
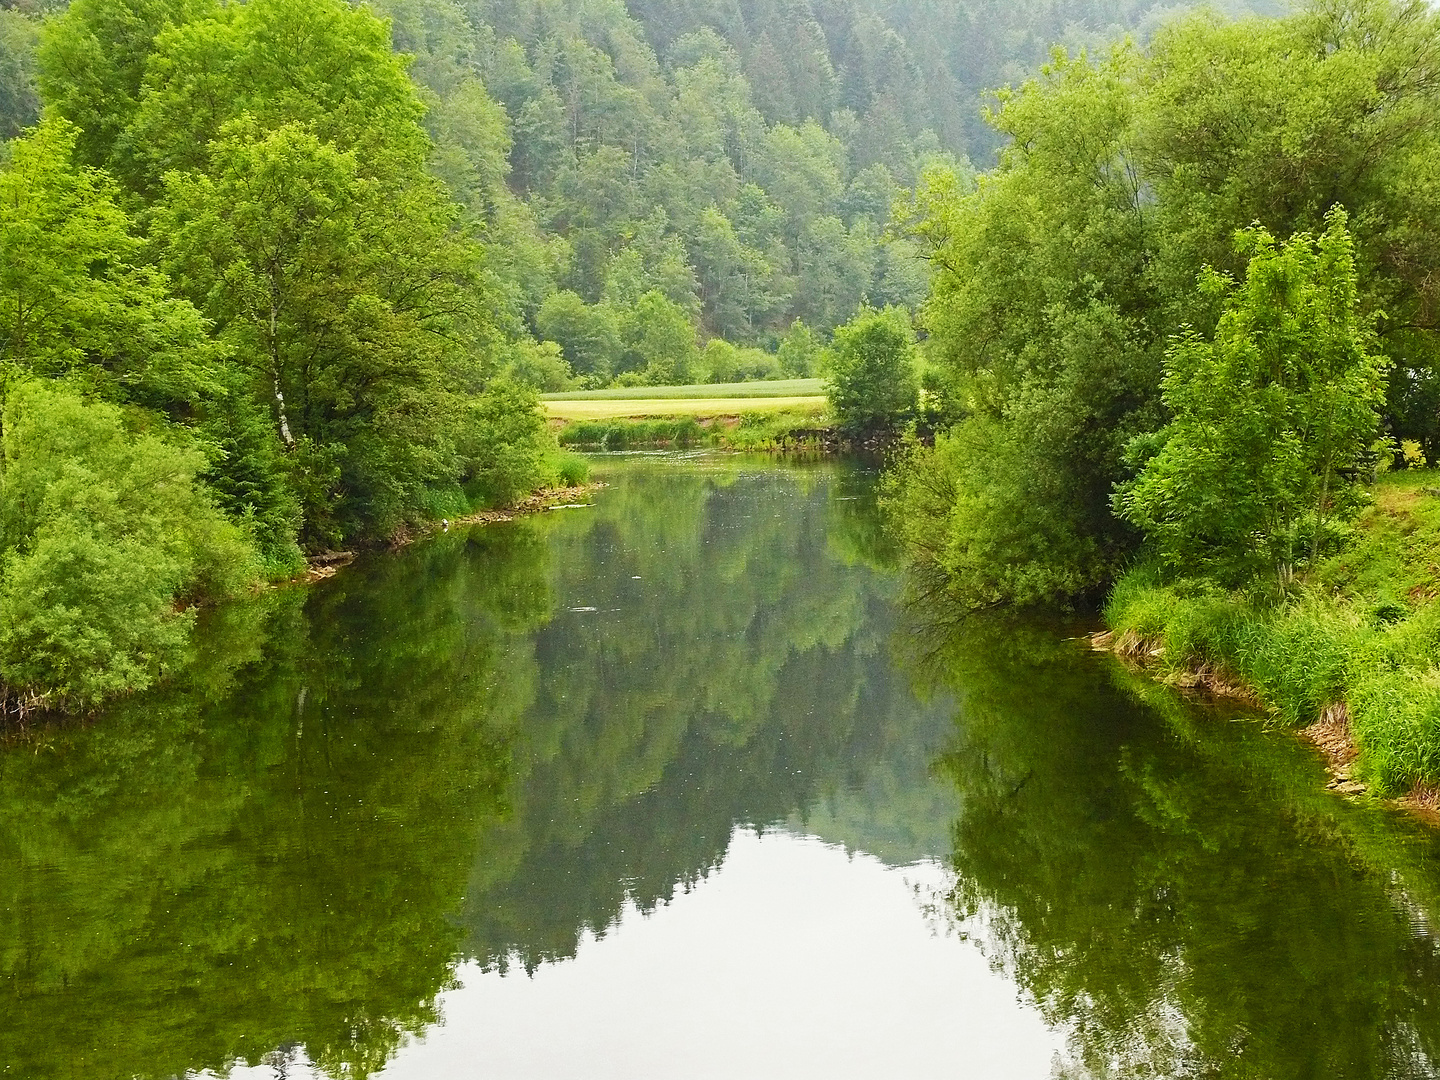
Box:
886, 419, 1117, 609
0, 380, 262, 707
701, 340, 782, 384
543, 450, 590, 488
824, 306, 918, 438
460, 378, 549, 508
618, 291, 697, 385
506, 339, 574, 393
777, 320, 822, 377
1116, 213, 1388, 585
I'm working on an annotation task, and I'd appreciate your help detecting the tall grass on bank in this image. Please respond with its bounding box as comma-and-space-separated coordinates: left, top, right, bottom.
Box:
1105, 569, 1440, 794
559, 417, 707, 449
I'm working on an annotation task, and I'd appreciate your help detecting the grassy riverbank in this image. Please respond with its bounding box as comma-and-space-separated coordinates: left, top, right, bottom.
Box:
541, 379, 825, 402
555, 408, 834, 451
545, 380, 835, 450
1102, 468, 1440, 800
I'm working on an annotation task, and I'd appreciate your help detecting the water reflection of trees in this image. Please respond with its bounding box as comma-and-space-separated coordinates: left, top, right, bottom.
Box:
0, 460, 951, 1079
0, 525, 538, 1080
458, 459, 954, 972
913, 615, 1440, 1079
14, 461, 1440, 1079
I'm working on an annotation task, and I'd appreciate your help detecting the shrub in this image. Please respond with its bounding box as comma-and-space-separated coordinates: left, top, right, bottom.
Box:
0, 380, 262, 706
1115, 213, 1388, 585
778, 320, 822, 377
461, 378, 548, 507
887, 419, 1116, 609
824, 306, 919, 438
506, 339, 574, 393
546, 451, 590, 488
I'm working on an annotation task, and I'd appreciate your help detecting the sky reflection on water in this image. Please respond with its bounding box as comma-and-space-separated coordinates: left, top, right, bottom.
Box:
378, 830, 1060, 1080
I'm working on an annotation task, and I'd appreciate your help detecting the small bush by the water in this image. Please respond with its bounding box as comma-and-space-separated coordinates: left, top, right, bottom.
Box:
0, 381, 264, 710
544, 450, 591, 488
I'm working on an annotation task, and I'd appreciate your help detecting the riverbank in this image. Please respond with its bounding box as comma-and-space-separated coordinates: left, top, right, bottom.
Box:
540, 378, 838, 451
304, 482, 608, 581
554, 409, 837, 452
1098, 467, 1440, 810
2, 474, 607, 725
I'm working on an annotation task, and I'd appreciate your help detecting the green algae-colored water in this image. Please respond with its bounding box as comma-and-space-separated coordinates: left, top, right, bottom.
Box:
4, 455, 1440, 1079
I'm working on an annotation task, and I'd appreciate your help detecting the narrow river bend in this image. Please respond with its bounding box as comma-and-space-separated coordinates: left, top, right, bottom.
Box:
4, 456, 1440, 1079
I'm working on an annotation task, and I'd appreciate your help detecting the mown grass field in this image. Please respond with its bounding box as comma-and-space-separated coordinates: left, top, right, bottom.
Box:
541, 378, 825, 402
543, 395, 827, 420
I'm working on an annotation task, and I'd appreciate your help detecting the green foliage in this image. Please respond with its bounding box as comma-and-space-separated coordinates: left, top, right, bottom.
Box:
9, 0, 1343, 711
0, 117, 225, 410
10, 0, 573, 706
619, 290, 698, 385
542, 449, 590, 488
460, 378, 549, 508
366, 0, 938, 352
1117, 213, 1389, 585
0, 380, 260, 707
898, 1, 1440, 610
504, 339, 574, 393
699, 339, 782, 383
543, 378, 822, 401
197, 367, 304, 575
535, 291, 621, 382
124, 0, 428, 196
557, 416, 706, 450
0, 5, 43, 140
154, 116, 491, 540
1105, 468, 1440, 793
824, 305, 918, 437
886, 419, 1114, 608
777, 320, 822, 377
37, 0, 212, 175
894, 54, 1164, 607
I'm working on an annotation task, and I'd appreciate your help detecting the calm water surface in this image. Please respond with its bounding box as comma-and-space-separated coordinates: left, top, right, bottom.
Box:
5, 456, 1440, 1078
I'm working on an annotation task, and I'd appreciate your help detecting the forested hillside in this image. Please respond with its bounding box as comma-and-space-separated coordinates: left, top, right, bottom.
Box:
0, 0, 575, 715
4, 0, 1283, 385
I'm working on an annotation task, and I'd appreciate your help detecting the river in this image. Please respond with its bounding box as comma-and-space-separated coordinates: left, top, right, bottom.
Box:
4, 455, 1440, 1078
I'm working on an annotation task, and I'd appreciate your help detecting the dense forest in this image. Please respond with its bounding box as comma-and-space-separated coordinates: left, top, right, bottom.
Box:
892, 0, 1440, 605
3, 0, 1291, 381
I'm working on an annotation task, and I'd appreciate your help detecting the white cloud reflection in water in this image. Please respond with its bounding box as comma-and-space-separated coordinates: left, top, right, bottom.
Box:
375, 828, 1061, 1080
